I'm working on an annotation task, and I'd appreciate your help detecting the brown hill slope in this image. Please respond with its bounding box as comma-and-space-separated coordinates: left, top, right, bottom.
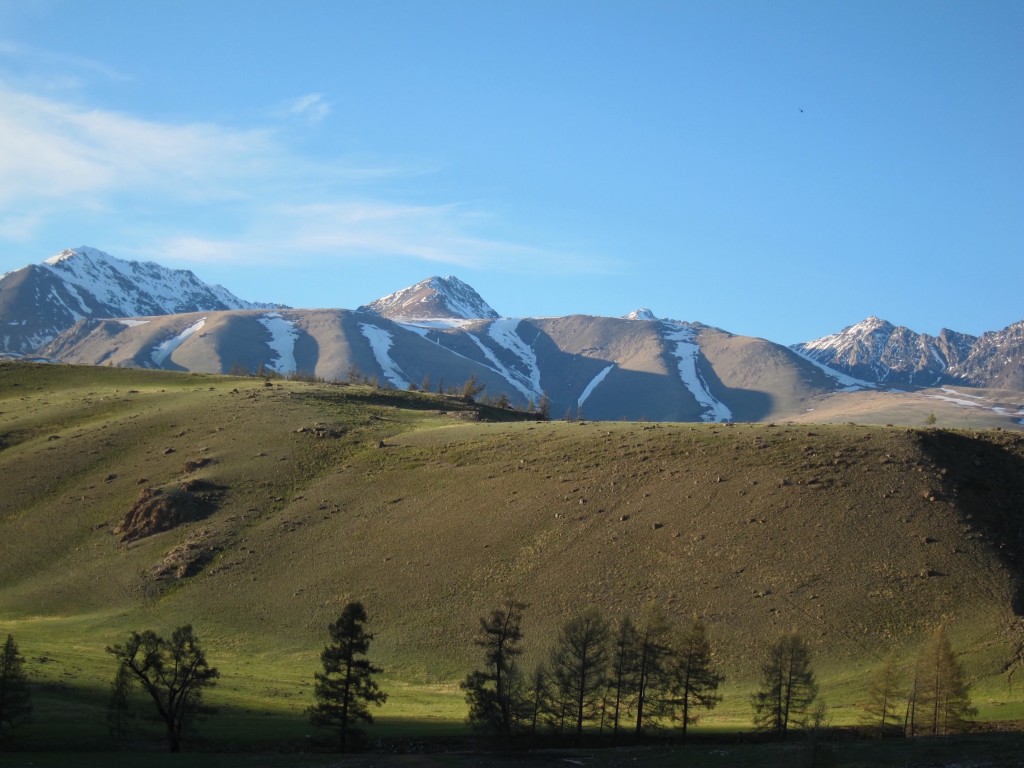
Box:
0, 362, 1022, 711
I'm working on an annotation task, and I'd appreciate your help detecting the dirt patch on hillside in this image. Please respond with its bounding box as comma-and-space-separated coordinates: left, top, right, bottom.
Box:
115, 479, 225, 542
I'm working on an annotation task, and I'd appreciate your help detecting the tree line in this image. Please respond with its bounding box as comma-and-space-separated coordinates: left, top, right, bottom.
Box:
0, 604, 975, 752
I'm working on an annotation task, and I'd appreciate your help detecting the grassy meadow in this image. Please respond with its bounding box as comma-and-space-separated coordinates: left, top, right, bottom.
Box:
1, 361, 1023, 760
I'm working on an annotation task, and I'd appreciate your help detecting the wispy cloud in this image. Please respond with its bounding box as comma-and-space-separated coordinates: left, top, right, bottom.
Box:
286, 93, 331, 123
0, 82, 602, 276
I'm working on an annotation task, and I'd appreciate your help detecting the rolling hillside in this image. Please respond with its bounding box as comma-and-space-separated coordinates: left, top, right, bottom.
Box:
1, 361, 1023, 746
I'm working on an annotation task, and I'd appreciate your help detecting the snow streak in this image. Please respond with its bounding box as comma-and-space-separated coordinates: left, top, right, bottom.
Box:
484, 319, 543, 399
258, 313, 299, 374
359, 323, 410, 389
578, 364, 615, 408
661, 323, 732, 422
151, 317, 206, 366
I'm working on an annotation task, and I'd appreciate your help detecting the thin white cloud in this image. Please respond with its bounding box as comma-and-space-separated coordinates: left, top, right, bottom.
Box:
286, 93, 331, 123
0, 82, 605, 276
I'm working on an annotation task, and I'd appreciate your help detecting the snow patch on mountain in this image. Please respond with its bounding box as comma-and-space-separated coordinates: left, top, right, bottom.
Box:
151, 317, 206, 366
661, 323, 732, 422
359, 323, 410, 389
789, 348, 874, 391
578, 364, 615, 408
625, 308, 657, 321
259, 313, 299, 374
486, 319, 543, 398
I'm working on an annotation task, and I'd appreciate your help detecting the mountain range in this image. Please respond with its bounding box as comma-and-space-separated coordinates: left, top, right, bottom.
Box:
3, 247, 1023, 425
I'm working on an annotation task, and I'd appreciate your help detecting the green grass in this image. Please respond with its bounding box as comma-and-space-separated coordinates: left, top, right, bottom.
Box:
2, 362, 1024, 754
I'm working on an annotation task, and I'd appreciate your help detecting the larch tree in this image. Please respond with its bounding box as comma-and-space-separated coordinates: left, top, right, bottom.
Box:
632, 605, 673, 738
915, 626, 975, 735
862, 652, 904, 737
669, 617, 724, 741
461, 598, 528, 744
607, 616, 639, 742
751, 631, 819, 739
309, 601, 388, 752
0, 633, 32, 739
106, 625, 219, 753
550, 607, 611, 744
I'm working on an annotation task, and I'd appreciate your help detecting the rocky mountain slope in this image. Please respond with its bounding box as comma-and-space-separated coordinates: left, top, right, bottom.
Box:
0, 247, 278, 354
792, 316, 1024, 390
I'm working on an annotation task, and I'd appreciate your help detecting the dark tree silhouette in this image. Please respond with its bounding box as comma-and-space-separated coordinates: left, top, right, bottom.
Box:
550, 608, 611, 744
632, 606, 673, 738
461, 598, 528, 744
669, 617, 724, 740
607, 616, 638, 742
309, 601, 387, 752
106, 625, 219, 753
0, 633, 32, 739
751, 631, 818, 739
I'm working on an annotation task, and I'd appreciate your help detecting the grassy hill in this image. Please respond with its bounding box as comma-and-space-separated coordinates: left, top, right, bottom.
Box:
2, 361, 1023, 750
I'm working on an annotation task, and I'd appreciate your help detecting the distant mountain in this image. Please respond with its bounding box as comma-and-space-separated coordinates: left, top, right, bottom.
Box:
0, 247, 279, 354
6, 247, 1024, 425
792, 316, 1024, 390
361, 275, 498, 322
791, 317, 977, 387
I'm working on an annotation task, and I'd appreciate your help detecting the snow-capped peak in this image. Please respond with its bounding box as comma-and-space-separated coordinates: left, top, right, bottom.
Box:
38, 246, 276, 315
362, 275, 499, 321
625, 308, 658, 321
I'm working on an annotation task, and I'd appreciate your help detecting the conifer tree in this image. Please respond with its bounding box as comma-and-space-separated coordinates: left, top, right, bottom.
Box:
461, 598, 528, 743
669, 617, 724, 740
309, 602, 387, 752
862, 652, 903, 737
915, 626, 975, 735
632, 605, 673, 738
751, 631, 818, 739
0, 633, 32, 738
550, 608, 611, 744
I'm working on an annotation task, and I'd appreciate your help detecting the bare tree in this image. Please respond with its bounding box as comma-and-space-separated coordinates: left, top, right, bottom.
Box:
106, 625, 219, 753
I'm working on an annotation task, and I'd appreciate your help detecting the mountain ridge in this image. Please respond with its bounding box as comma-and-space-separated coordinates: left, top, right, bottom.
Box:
4, 246, 1024, 424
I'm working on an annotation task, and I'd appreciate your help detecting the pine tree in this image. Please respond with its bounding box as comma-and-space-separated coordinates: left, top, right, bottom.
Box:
751, 631, 818, 739
309, 602, 388, 752
0, 634, 32, 738
669, 617, 724, 740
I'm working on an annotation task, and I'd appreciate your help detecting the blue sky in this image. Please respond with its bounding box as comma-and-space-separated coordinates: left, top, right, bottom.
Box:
0, 0, 1020, 345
